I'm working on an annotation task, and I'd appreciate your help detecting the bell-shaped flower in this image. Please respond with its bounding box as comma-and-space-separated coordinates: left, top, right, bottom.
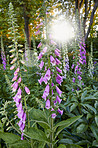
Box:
73, 77, 75, 83
44, 69, 51, 81
12, 75, 18, 82
50, 55, 56, 66
56, 67, 62, 73
56, 86, 62, 97
55, 58, 61, 65
37, 42, 42, 48
57, 108, 63, 115
38, 76, 43, 85
56, 95, 62, 104
44, 84, 49, 96
51, 113, 56, 118
55, 49, 60, 57
12, 82, 18, 92
25, 86, 30, 94
17, 77, 22, 83
42, 47, 47, 55
38, 52, 43, 60
45, 99, 50, 109
39, 60, 44, 70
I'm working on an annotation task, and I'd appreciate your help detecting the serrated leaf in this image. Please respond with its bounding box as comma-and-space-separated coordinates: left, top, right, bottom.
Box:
24, 127, 49, 143
9, 140, 30, 148
0, 132, 20, 144
77, 123, 88, 133
54, 115, 82, 139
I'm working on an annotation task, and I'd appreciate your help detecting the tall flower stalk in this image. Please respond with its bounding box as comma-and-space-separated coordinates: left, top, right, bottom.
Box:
8, 3, 30, 140
1, 36, 6, 70
36, 6, 63, 148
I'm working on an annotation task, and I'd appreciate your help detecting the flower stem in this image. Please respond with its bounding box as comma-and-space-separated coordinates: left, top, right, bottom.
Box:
50, 117, 54, 148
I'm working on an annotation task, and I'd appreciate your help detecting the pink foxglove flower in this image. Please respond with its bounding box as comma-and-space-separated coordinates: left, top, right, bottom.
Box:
42, 47, 47, 55
51, 113, 56, 118
12, 75, 18, 82
73, 78, 75, 83
38, 76, 43, 85
25, 86, 30, 94
17, 77, 22, 83
55, 49, 60, 57
55, 58, 61, 65
38, 52, 43, 60
39, 60, 44, 70
35, 30, 40, 35
56, 95, 62, 104
44, 69, 51, 81
56, 67, 62, 74
37, 42, 42, 48
10, 65, 15, 70
78, 75, 82, 80
57, 108, 63, 115
44, 84, 49, 96
56, 74, 63, 85
50, 55, 56, 66
56, 86, 62, 97
12, 82, 18, 92
45, 99, 50, 109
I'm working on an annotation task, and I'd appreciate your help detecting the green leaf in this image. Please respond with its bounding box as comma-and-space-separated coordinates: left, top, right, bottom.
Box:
59, 138, 73, 144
0, 132, 20, 144
24, 127, 49, 143
77, 123, 88, 133
57, 144, 66, 148
70, 103, 78, 112
92, 140, 98, 147
66, 144, 83, 148
90, 125, 98, 140
29, 108, 48, 123
9, 140, 30, 148
82, 104, 97, 114
95, 115, 98, 126
54, 115, 82, 139
75, 140, 91, 145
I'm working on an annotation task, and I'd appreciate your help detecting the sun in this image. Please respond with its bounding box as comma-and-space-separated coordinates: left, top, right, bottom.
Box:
50, 16, 75, 42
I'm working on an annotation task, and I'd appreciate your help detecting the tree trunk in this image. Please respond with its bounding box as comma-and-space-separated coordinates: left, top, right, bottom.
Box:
22, 5, 31, 49
85, 0, 98, 41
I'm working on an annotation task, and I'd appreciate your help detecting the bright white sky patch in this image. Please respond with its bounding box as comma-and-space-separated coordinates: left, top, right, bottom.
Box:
50, 16, 75, 42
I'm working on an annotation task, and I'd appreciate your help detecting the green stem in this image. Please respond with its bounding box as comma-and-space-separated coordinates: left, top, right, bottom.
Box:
24, 96, 30, 128
50, 118, 54, 148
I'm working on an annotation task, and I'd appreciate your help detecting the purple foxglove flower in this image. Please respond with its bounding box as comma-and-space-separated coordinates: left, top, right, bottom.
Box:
42, 93, 47, 100
83, 60, 86, 64
71, 64, 74, 69
77, 71, 82, 75
56, 95, 62, 104
75, 65, 78, 71
50, 40, 56, 45
43, 76, 48, 84
73, 78, 75, 83
73, 56, 75, 59
10, 65, 15, 70
12, 82, 18, 92
77, 87, 79, 91
56, 67, 62, 73
51, 108, 54, 111
51, 83, 54, 87
44, 84, 49, 96
82, 83, 84, 85
17, 77, 22, 83
56, 74, 63, 85
72, 88, 74, 91
25, 86, 30, 94
37, 42, 42, 48
12, 75, 18, 82
10, 57, 17, 64
45, 99, 50, 109
53, 100, 57, 106
22, 113, 26, 122
50, 55, 56, 66
55, 48, 60, 53
18, 120, 22, 127
56, 86, 62, 97
45, 69, 51, 81
21, 133, 24, 140
17, 103, 22, 112
57, 108, 63, 115
20, 123, 25, 131
79, 59, 83, 64
52, 89, 54, 95
55, 58, 61, 65
55, 49, 60, 57
17, 109, 24, 120
38, 76, 43, 85
78, 75, 82, 80
42, 47, 47, 55
15, 67, 20, 73
11, 81, 16, 88
51, 113, 56, 118
17, 88, 22, 98
38, 52, 43, 60
39, 60, 44, 70
77, 62, 80, 65
35, 30, 40, 35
